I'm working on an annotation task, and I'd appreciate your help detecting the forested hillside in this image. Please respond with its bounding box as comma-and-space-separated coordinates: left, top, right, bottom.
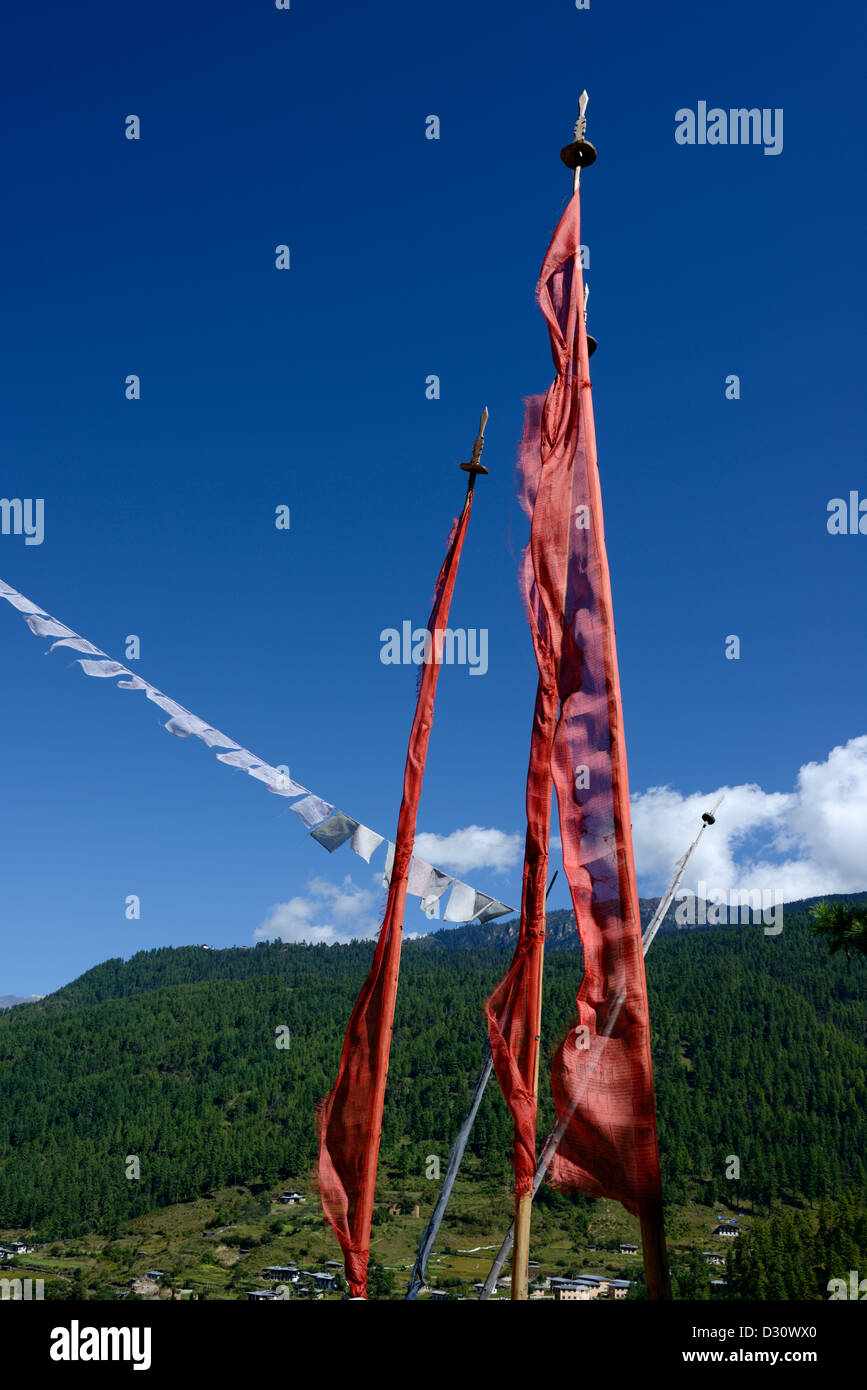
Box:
0, 901, 864, 1241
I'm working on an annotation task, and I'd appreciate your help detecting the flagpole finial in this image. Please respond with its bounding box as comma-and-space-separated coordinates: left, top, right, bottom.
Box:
560, 89, 597, 170
460, 408, 489, 480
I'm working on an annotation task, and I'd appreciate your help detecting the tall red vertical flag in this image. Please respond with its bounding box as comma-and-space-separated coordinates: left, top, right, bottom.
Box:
487, 184, 666, 1236
318, 458, 481, 1300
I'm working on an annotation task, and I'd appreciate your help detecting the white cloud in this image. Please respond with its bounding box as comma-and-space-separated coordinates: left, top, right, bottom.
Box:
412, 825, 523, 875
254, 875, 380, 945
253, 737, 867, 943
631, 735, 867, 901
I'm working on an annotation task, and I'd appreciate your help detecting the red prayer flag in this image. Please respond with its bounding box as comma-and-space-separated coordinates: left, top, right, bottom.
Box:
489, 185, 664, 1222
484, 671, 555, 1197
318, 489, 476, 1299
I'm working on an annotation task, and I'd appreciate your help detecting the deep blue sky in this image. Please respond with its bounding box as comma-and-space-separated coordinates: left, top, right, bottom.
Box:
1, 1, 864, 993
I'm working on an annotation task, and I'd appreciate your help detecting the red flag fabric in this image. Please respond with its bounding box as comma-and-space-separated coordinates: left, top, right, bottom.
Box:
484, 668, 555, 1197
490, 186, 664, 1222
317, 489, 475, 1299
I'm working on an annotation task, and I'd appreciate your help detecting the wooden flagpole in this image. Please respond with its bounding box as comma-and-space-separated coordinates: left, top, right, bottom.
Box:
511, 93, 673, 1303
510, 97, 599, 1304
565, 86, 672, 1302
480, 804, 723, 1298
509, 881, 561, 1303
510, 933, 545, 1301
407, 874, 556, 1300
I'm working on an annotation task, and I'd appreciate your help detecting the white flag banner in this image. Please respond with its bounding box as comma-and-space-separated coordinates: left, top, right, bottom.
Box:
310, 811, 358, 852
76, 659, 131, 679
0, 573, 516, 922
146, 690, 188, 719
443, 880, 478, 923
196, 726, 243, 751
49, 636, 106, 657
216, 749, 264, 771
290, 794, 335, 830
1, 589, 47, 616
476, 899, 512, 924
420, 867, 453, 918
471, 891, 496, 920
164, 713, 211, 740
247, 764, 307, 797
350, 823, 385, 864
25, 616, 77, 640
407, 856, 434, 897
382, 841, 396, 887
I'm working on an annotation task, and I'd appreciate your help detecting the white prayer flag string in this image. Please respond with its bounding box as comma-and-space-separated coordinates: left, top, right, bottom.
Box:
0, 575, 515, 924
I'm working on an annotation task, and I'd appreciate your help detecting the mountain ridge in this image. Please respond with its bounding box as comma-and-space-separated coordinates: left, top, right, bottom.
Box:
6, 892, 866, 1011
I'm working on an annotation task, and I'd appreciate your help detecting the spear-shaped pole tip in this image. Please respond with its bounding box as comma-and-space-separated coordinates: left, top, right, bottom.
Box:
460, 408, 490, 480
561, 88, 597, 171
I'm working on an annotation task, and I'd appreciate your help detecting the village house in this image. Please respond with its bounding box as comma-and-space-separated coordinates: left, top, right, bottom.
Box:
550, 1274, 632, 1301
702, 1250, 725, 1267
553, 1282, 601, 1301
246, 1289, 279, 1301
261, 1265, 299, 1283
619, 1241, 639, 1255
713, 1220, 740, 1239
278, 1191, 304, 1206
607, 1279, 631, 1299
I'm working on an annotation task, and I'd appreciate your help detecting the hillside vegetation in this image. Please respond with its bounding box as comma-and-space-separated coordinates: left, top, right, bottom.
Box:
0, 900, 864, 1281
